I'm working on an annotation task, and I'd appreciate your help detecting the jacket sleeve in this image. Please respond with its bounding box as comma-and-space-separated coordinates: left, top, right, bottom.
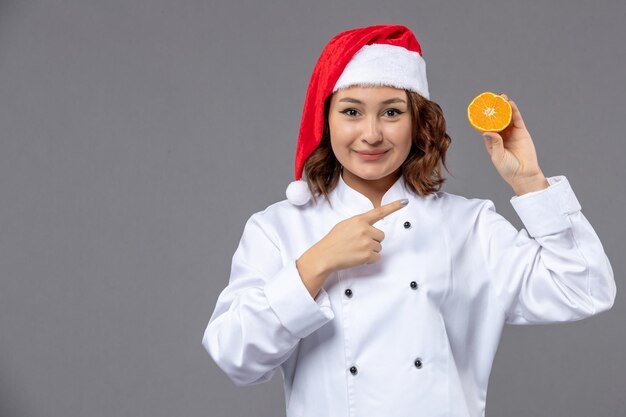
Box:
477, 175, 616, 325
202, 212, 335, 386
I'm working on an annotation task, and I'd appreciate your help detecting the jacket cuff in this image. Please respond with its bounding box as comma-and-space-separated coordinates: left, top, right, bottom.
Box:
264, 259, 335, 339
510, 175, 582, 238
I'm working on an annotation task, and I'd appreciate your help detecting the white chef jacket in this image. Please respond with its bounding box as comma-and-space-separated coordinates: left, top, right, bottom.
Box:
202, 173, 616, 417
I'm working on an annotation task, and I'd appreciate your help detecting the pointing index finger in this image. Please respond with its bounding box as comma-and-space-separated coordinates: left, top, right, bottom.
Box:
361, 199, 409, 225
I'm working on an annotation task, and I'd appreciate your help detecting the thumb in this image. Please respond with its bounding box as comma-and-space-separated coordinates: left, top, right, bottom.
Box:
482, 132, 504, 161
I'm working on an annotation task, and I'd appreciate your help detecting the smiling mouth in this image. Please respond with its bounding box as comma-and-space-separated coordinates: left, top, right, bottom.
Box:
354, 149, 390, 161
355, 150, 389, 155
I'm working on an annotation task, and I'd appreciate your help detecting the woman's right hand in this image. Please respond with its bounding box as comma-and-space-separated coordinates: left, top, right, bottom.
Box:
296, 199, 408, 299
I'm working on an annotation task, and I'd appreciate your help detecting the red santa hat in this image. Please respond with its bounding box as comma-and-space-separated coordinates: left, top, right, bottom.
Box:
285, 24, 430, 206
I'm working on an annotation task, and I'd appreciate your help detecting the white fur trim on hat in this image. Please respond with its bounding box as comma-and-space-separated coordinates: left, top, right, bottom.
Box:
332, 43, 429, 99
286, 180, 311, 206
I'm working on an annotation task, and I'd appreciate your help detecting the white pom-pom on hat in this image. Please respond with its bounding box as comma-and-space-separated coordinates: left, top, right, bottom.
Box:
286, 179, 311, 206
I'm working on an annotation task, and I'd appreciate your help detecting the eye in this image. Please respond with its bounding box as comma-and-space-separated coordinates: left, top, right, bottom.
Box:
384, 108, 404, 117
340, 108, 359, 117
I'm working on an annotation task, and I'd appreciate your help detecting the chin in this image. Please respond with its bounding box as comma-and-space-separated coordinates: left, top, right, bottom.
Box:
348, 167, 394, 181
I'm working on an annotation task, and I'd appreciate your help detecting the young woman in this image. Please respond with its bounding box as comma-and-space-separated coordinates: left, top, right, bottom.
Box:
202, 24, 616, 417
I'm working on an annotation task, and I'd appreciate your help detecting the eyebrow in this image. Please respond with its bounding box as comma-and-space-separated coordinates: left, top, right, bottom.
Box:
338, 97, 407, 105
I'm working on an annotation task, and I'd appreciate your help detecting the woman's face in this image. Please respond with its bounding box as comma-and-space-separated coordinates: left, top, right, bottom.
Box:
328, 85, 412, 184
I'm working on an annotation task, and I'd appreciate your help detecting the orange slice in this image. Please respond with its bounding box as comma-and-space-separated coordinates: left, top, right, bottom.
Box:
467, 91, 512, 133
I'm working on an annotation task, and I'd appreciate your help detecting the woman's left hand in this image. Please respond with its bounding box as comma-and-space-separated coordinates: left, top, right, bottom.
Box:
482, 94, 549, 195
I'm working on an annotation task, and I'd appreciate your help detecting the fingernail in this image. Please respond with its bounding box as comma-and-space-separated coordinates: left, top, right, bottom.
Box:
482, 133, 491, 140
400, 198, 408, 205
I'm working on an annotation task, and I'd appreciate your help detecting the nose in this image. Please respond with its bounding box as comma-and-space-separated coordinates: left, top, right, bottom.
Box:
361, 114, 383, 144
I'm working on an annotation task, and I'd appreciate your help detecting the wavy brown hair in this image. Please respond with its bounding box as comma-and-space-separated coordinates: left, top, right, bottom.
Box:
302, 90, 453, 207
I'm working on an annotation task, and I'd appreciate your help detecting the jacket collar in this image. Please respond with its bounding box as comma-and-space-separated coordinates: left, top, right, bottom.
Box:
331, 172, 410, 217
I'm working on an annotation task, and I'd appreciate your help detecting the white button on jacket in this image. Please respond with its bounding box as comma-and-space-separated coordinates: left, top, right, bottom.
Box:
202, 174, 616, 417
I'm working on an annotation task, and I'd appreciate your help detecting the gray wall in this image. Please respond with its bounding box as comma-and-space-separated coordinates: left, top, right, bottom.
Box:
1, 0, 624, 416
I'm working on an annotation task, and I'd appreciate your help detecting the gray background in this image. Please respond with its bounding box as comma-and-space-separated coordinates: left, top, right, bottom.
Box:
0, 0, 624, 416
